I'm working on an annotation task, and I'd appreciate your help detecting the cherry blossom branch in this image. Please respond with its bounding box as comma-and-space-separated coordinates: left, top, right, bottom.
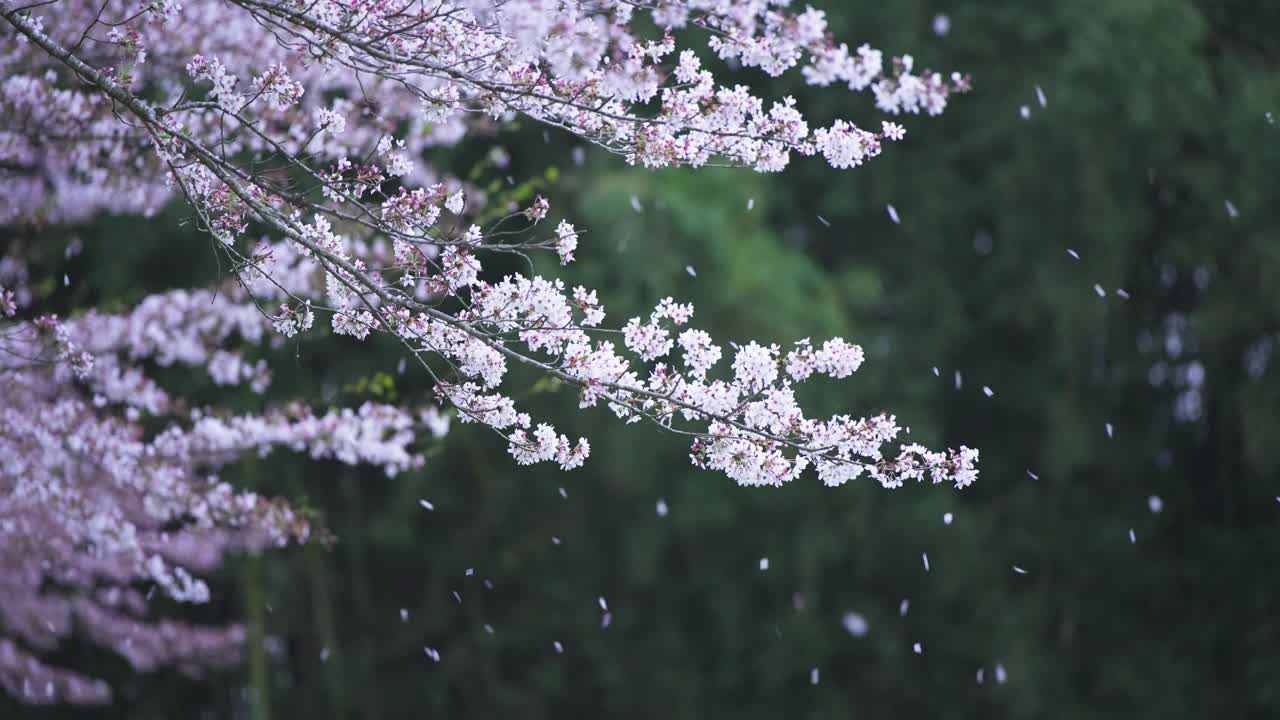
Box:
1, 0, 977, 705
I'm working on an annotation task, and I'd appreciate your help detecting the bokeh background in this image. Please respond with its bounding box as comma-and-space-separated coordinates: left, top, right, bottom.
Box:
7, 0, 1280, 717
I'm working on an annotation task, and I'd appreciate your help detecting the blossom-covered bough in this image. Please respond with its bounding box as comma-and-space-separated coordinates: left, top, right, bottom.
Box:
1, 0, 976, 705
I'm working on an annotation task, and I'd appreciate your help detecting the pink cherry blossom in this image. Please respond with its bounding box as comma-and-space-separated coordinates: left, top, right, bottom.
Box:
0, 0, 976, 705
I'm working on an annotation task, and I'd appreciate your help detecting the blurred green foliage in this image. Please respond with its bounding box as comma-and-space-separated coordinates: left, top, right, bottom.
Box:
6, 1, 1280, 718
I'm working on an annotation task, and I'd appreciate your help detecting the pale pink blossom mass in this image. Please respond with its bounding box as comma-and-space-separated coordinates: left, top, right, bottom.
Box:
0, 0, 976, 705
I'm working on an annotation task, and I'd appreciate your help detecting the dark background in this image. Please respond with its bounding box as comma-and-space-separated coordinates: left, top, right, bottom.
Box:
6, 0, 1280, 717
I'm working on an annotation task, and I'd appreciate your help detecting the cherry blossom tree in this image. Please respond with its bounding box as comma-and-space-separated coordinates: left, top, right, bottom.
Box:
1, 0, 976, 705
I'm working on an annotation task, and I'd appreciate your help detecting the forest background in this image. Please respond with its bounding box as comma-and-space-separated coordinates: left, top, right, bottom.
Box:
5, 0, 1280, 717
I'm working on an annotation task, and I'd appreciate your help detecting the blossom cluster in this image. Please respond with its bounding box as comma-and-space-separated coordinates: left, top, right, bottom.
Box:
208, 190, 981, 491
1, 0, 970, 223
0, 248, 446, 705
0, 0, 977, 706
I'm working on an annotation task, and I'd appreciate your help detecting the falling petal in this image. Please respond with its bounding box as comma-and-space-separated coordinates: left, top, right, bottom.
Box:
922, 553, 930, 572
1027, 470, 1040, 480
913, 642, 923, 655
1019, 105, 1031, 119
1148, 495, 1164, 514
656, 498, 669, 517
598, 596, 608, 611
629, 195, 643, 213
759, 557, 769, 571
899, 598, 910, 616
1129, 528, 1136, 544
1013, 565, 1029, 575
399, 608, 408, 622
932, 14, 951, 36
983, 386, 994, 397
1117, 288, 1131, 299
954, 370, 963, 390
974, 229, 994, 255
1035, 85, 1047, 107
553, 641, 564, 653
887, 204, 900, 224
747, 197, 755, 211
558, 487, 567, 499
1094, 284, 1106, 298
1225, 200, 1239, 219
1067, 248, 1081, 260
932, 366, 940, 377
842, 612, 869, 637
995, 663, 1008, 684
810, 668, 820, 685
685, 265, 697, 277
943, 512, 954, 525
418, 499, 434, 511
976, 668, 985, 684
816, 214, 831, 227
1106, 422, 1114, 438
